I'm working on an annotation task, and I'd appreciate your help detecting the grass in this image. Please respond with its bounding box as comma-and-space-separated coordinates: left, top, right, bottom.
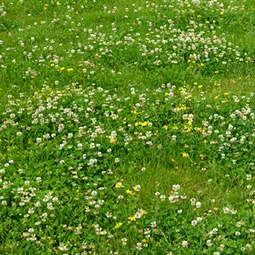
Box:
0, 0, 255, 254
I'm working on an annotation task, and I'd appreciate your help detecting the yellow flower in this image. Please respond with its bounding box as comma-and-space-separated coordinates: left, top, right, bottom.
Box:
59, 67, 65, 71
224, 92, 229, 96
178, 104, 187, 111
135, 121, 149, 127
182, 152, 189, 158
196, 127, 203, 133
115, 182, 124, 189
128, 216, 136, 222
140, 209, 147, 215
141, 121, 148, 127
200, 154, 205, 160
57, 1, 61, 6
131, 110, 137, 115
163, 125, 168, 130
50, 63, 55, 67
198, 85, 203, 89
179, 88, 185, 95
67, 68, 74, 72
110, 138, 116, 144
184, 125, 192, 133
126, 189, 134, 195
200, 63, 204, 67
43, 4, 48, 10
115, 222, 123, 229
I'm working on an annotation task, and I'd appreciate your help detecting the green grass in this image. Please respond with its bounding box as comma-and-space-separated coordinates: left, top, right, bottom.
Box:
1, 0, 255, 254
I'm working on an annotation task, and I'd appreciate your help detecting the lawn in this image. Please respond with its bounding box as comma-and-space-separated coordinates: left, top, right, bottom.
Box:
0, 0, 255, 254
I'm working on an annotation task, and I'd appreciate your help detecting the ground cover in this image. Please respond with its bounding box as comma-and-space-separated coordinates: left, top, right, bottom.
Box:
0, 0, 255, 254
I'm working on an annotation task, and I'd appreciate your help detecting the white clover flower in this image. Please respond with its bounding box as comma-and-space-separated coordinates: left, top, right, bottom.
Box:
196, 202, 202, 208
182, 240, 189, 247
172, 184, 180, 191
136, 242, 142, 250
151, 221, 157, 228
191, 220, 198, 226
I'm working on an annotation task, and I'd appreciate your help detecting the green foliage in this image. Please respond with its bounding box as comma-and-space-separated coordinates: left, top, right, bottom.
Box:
0, 0, 255, 254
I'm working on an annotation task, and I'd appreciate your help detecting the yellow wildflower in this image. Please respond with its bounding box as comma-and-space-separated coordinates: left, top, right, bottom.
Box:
179, 88, 185, 95
110, 138, 116, 144
163, 125, 168, 130
115, 182, 124, 189
200, 154, 205, 160
198, 85, 203, 89
141, 121, 148, 127
57, 1, 61, 6
184, 125, 192, 133
182, 152, 189, 158
115, 222, 123, 229
140, 209, 147, 215
43, 4, 48, 10
178, 104, 187, 111
67, 68, 74, 72
126, 189, 134, 195
128, 216, 136, 222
